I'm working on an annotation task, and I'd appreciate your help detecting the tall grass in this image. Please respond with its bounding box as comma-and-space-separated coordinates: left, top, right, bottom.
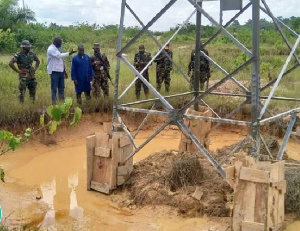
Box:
0, 40, 299, 127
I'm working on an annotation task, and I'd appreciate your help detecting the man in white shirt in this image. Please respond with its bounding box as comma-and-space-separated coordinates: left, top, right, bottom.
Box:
47, 36, 76, 104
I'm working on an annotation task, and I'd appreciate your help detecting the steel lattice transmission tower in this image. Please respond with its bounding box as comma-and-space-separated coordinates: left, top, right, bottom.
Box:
112, 0, 300, 178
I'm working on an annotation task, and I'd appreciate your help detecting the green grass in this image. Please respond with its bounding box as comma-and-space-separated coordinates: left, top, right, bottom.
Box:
0, 225, 9, 231
0, 41, 299, 127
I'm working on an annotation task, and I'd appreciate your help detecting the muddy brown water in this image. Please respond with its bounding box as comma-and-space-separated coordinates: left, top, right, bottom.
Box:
0, 118, 300, 230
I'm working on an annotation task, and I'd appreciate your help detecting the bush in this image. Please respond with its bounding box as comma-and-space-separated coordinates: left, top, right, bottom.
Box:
285, 167, 300, 214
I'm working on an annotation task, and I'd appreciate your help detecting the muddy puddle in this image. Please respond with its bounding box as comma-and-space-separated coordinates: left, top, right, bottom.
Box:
1, 121, 300, 230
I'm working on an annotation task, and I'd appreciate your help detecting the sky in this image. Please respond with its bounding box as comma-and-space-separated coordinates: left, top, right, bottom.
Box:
23, 0, 300, 31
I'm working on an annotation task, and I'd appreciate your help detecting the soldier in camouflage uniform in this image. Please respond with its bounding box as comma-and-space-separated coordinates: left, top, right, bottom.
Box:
154, 43, 173, 92
188, 45, 210, 91
90, 43, 110, 97
134, 44, 152, 99
9, 40, 40, 103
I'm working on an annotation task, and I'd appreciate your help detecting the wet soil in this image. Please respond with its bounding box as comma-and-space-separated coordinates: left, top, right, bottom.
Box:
0, 114, 300, 230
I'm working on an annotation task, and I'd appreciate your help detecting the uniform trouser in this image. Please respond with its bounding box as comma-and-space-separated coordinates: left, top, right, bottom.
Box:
50, 71, 65, 104
76, 91, 91, 104
190, 71, 209, 90
93, 72, 109, 97
156, 69, 171, 92
19, 77, 37, 103
135, 73, 149, 99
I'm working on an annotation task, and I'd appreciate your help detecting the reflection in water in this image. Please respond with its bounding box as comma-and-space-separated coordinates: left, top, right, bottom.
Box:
68, 173, 84, 220
40, 179, 56, 225
4, 129, 300, 230
40, 173, 84, 227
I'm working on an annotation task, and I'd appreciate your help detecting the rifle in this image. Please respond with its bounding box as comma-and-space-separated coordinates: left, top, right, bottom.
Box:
95, 53, 113, 85
206, 70, 213, 90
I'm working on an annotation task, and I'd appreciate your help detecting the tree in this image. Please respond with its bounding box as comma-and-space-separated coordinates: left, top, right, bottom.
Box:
231, 20, 240, 27
0, 0, 35, 30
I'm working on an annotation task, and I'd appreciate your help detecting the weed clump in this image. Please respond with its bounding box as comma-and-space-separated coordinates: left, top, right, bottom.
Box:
169, 155, 203, 191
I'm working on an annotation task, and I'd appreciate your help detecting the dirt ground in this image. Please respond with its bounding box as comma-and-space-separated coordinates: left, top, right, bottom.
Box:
0, 113, 300, 230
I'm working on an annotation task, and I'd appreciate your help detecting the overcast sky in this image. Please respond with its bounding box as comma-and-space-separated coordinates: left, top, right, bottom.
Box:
24, 0, 300, 31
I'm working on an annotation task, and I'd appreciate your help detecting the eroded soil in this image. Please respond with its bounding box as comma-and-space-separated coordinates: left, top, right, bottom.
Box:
0, 114, 300, 230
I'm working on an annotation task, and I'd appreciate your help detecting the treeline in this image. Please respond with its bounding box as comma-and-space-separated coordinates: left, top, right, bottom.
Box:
0, 0, 300, 52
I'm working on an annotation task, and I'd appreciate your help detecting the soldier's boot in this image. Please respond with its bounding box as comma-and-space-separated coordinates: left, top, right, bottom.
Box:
136, 93, 140, 100
29, 94, 36, 103
76, 93, 82, 105
84, 91, 91, 101
156, 84, 161, 92
135, 87, 141, 100
165, 82, 170, 93
200, 82, 205, 91
103, 89, 109, 97
29, 89, 36, 103
28, 78, 37, 103
143, 84, 149, 98
19, 94, 25, 104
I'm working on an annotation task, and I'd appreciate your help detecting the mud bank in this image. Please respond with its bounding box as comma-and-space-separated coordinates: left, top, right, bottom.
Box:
0, 114, 300, 230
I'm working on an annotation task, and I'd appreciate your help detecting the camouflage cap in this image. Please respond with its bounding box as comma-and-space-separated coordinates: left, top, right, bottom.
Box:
93, 43, 100, 49
20, 40, 31, 48
139, 44, 145, 51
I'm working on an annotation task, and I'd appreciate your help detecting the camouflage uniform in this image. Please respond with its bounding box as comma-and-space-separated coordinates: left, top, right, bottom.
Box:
134, 49, 152, 99
12, 51, 38, 103
154, 49, 173, 92
188, 48, 210, 90
90, 53, 110, 97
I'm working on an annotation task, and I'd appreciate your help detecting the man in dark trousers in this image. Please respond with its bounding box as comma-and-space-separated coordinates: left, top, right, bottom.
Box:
9, 40, 40, 103
188, 45, 210, 90
47, 36, 76, 104
134, 44, 152, 99
154, 43, 173, 92
71, 45, 94, 104
90, 43, 110, 97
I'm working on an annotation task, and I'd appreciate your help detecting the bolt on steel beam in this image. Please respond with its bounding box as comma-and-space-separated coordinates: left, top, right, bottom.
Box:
114, 0, 300, 178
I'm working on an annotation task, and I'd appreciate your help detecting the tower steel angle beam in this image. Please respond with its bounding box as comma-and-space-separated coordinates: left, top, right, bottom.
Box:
194, 0, 202, 110
118, 9, 196, 100
180, 58, 254, 113
250, 0, 261, 157
120, 56, 174, 111
261, 63, 300, 92
132, 104, 156, 138
178, 120, 226, 178
115, 0, 299, 179
204, 1, 252, 46
261, 0, 300, 65
277, 113, 297, 161
259, 36, 300, 120
123, 119, 172, 163
187, 0, 252, 57
125, 3, 191, 85
211, 100, 249, 131
116, 0, 177, 57
203, 51, 250, 93
113, 0, 126, 127
259, 3, 299, 38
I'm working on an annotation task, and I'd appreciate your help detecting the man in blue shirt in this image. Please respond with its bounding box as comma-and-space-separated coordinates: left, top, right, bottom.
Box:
71, 45, 94, 104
